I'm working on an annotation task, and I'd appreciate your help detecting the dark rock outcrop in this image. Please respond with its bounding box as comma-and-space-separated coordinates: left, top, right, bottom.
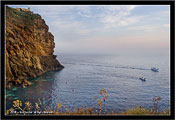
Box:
5, 6, 64, 88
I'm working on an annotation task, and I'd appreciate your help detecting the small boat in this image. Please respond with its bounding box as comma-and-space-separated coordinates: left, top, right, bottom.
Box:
139, 77, 146, 82
151, 67, 159, 72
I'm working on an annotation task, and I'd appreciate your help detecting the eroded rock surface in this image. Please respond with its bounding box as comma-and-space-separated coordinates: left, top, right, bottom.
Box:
5, 6, 64, 88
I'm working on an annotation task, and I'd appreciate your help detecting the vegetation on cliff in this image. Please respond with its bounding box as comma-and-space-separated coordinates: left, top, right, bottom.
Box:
5, 6, 64, 88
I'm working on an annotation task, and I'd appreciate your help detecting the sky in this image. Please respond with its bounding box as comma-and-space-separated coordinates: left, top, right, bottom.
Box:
8, 5, 170, 56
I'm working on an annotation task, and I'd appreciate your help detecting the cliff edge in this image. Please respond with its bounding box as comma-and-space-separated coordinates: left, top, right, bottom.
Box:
5, 6, 64, 88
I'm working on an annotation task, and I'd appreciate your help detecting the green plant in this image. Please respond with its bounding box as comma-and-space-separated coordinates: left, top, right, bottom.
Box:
6, 91, 169, 115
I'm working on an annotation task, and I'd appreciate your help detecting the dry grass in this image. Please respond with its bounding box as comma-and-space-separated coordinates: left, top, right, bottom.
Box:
6, 89, 170, 116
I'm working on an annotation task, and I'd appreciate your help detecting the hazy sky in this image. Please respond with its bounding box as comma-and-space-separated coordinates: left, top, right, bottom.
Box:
8, 5, 170, 56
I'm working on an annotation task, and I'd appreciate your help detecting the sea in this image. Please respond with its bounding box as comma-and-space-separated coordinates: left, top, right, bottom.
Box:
6, 54, 170, 113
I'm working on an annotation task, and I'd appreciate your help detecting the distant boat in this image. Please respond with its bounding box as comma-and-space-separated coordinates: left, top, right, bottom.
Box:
139, 77, 146, 82
151, 67, 159, 72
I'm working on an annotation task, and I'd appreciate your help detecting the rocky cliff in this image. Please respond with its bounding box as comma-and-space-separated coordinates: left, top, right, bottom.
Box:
5, 6, 64, 88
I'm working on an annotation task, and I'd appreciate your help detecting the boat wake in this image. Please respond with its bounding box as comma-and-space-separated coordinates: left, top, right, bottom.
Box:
62, 62, 150, 71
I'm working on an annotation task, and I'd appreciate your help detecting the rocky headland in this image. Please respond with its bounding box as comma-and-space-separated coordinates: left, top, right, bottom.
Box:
5, 6, 64, 88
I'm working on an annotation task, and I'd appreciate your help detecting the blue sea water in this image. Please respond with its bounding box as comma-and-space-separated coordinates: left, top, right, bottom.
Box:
6, 54, 170, 112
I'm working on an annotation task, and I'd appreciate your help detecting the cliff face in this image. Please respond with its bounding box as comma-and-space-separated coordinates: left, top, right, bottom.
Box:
5, 6, 64, 88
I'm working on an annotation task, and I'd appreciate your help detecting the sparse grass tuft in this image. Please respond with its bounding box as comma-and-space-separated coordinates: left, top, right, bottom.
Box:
6, 6, 39, 28
121, 107, 153, 115
6, 89, 170, 116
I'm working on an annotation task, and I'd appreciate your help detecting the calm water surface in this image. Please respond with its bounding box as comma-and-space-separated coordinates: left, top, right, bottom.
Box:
6, 54, 170, 112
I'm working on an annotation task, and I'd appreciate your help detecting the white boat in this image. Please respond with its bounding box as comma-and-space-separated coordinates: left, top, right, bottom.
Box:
151, 67, 159, 72
139, 77, 146, 82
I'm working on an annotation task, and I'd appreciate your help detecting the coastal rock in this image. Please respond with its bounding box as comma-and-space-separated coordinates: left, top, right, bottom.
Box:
5, 6, 64, 88
22, 79, 32, 88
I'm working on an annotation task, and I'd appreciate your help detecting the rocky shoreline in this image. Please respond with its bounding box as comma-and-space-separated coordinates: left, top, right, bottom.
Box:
5, 6, 64, 88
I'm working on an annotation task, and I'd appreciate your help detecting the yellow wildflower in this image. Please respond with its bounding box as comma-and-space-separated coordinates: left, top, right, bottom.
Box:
57, 103, 62, 109
97, 99, 102, 107
99, 89, 103, 95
